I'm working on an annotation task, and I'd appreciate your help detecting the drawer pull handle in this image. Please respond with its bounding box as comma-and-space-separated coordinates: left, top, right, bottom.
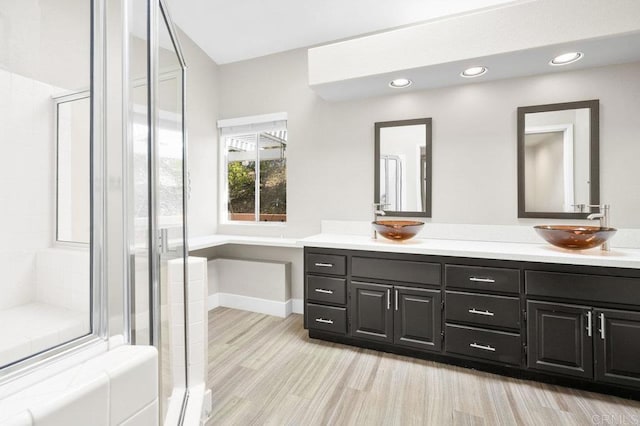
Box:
314, 262, 334, 268
315, 318, 334, 324
470, 343, 496, 352
599, 312, 605, 340
587, 311, 593, 337
469, 277, 496, 283
314, 288, 334, 294
468, 308, 495, 317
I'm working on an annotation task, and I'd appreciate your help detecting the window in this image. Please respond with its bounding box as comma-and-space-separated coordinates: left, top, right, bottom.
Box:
55, 92, 91, 244
219, 113, 287, 223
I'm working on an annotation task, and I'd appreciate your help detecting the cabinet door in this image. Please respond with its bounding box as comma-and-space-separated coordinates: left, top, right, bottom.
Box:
350, 281, 393, 343
527, 300, 593, 379
394, 286, 442, 352
595, 309, 640, 388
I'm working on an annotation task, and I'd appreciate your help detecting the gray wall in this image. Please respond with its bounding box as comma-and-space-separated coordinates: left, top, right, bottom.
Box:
177, 27, 219, 238
215, 49, 640, 236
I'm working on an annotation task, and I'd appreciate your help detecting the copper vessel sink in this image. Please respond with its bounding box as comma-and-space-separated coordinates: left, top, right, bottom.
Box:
373, 220, 424, 241
534, 225, 617, 250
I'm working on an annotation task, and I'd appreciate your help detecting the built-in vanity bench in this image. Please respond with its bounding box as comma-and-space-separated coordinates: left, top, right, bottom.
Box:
189, 234, 302, 317
301, 234, 640, 399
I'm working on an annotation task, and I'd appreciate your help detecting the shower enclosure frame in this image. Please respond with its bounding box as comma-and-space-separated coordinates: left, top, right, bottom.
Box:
123, 0, 191, 421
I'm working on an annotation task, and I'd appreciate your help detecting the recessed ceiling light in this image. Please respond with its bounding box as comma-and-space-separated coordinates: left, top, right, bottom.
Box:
389, 78, 412, 88
550, 52, 583, 66
460, 66, 488, 78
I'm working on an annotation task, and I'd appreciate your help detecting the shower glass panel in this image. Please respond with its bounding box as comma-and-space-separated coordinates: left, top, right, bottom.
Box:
157, 5, 188, 418
129, 0, 152, 346
0, 0, 93, 370
127, 0, 188, 420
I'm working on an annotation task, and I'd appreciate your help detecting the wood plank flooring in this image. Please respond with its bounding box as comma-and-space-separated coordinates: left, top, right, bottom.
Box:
206, 308, 640, 425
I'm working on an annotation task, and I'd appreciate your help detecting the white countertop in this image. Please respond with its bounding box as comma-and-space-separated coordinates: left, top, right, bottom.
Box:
189, 234, 300, 251
299, 233, 640, 269
188, 231, 640, 269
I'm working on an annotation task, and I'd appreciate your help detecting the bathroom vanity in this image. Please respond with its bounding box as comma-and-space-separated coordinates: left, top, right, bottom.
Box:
302, 236, 640, 399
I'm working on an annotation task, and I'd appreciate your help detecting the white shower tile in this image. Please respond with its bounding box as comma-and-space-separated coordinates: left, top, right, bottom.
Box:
1, 411, 33, 426
187, 279, 204, 303
188, 300, 204, 324
119, 400, 158, 426
28, 373, 109, 426
105, 347, 158, 425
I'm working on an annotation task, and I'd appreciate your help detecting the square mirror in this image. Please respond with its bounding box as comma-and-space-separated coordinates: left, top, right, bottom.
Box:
374, 118, 432, 217
517, 100, 599, 219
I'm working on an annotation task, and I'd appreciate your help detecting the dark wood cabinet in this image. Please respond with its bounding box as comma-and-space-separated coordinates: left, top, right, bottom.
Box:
527, 300, 593, 379
394, 286, 442, 352
305, 247, 640, 398
350, 281, 393, 343
595, 308, 640, 388
349, 282, 442, 351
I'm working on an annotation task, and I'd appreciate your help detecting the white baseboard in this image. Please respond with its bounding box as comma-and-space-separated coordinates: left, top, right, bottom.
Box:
207, 293, 220, 311
291, 298, 304, 314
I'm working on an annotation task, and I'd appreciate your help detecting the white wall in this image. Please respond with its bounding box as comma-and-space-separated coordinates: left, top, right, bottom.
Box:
216, 51, 640, 236
177, 27, 220, 238
0, 69, 58, 310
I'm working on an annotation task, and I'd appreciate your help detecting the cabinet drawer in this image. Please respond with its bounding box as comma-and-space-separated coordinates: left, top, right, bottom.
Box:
307, 303, 347, 335
445, 265, 520, 294
352, 257, 441, 286
446, 291, 520, 330
526, 270, 640, 306
306, 253, 346, 276
445, 324, 521, 366
306, 275, 346, 305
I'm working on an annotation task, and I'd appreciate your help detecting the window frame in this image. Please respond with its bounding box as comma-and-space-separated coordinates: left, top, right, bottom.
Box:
219, 115, 287, 225
53, 90, 92, 247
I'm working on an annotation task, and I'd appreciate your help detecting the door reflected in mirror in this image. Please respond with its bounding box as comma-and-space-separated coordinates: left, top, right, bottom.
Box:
375, 118, 432, 217
518, 100, 599, 219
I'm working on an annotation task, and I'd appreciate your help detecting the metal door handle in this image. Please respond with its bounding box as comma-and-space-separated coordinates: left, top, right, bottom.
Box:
315, 318, 334, 324
314, 263, 333, 268
395, 289, 399, 311
469, 277, 496, 283
468, 308, 495, 317
470, 343, 496, 352
599, 313, 605, 340
314, 288, 334, 294
387, 289, 391, 310
586, 311, 593, 337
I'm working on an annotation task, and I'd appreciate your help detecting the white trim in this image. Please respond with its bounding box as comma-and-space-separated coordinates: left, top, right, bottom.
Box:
291, 298, 304, 315
218, 112, 287, 129
207, 293, 220, 310
207, 293, 297, 318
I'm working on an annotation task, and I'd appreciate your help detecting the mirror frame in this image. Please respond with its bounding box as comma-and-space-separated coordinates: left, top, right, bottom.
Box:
517, 99, 600, 219
374, 117, 432, 217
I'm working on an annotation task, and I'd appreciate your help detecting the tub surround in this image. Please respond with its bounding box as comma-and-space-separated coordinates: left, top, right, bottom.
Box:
0, 346, 158, 425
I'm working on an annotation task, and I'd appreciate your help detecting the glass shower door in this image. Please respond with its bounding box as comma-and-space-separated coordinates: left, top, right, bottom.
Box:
126, 0, 189, 421
156, 4, 188, 419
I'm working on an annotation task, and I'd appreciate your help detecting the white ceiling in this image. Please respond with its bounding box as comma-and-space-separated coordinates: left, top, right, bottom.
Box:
164, 0, 521, 65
